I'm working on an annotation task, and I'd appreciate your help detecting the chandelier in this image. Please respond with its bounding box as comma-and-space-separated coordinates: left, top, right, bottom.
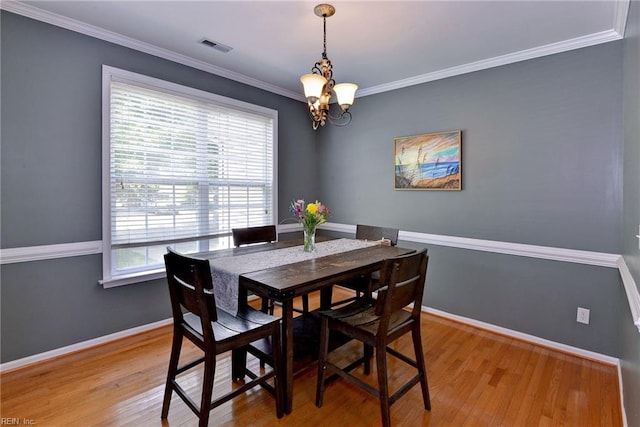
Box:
300, 4, 358, 130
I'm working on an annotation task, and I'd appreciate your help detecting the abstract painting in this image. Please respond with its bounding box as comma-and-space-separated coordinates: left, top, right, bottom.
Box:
394, 130, 461, 190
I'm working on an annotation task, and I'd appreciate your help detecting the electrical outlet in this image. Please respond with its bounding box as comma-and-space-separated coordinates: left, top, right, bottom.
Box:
577, 307, 590, 325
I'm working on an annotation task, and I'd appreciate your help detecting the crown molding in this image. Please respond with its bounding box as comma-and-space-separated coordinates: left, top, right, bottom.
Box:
357, 29, 623, 98
0, 1, 303, 101
614, 0, 630, 38
2, 1, 627, 101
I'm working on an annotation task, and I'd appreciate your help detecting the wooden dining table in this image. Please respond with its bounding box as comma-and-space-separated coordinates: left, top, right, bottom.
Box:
197, 238, 415, 414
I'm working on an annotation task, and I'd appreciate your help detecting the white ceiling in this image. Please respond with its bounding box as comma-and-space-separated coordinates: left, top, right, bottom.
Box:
5, 1, 628, 100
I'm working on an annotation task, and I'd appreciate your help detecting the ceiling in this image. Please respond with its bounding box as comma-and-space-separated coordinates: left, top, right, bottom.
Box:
5, 1, 628, 100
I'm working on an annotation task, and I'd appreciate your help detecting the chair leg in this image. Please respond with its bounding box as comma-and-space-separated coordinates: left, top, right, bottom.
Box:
272, 325, 284, 418
320, 287, 334, 309
315, 316, 330, 407
412, 324, 431, 410
302, 295, 310, 313
231, 347, 248, 381
261, 297, 271, 314
161, 330, 182, 419
376, 344, 391, 427
363, 343, 372, 375
199, 353, 216, 427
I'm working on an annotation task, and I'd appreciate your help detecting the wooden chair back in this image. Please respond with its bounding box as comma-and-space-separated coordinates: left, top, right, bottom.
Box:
374, 249, 428, 319
232, 225, 277, 247
231, 225, 279, 313
356, 224, 399, 246
164, 248, 217, 336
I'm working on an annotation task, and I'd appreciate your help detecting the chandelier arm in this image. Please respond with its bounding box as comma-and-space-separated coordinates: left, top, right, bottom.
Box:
312, 58, 334, 84
307, 102, 327, 129
326, 107, 352, 127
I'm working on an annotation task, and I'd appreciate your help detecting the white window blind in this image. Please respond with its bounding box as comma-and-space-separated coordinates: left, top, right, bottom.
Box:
102, 66, 277, 286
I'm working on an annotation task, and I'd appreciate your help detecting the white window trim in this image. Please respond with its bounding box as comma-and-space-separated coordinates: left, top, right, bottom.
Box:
100, 65, 278, 287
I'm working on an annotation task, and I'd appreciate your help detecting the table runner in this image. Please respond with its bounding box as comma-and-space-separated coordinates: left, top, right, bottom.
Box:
207, 238, 378, 315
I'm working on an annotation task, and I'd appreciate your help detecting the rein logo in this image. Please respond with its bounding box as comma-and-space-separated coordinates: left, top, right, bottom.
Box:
1, 419, 35, 425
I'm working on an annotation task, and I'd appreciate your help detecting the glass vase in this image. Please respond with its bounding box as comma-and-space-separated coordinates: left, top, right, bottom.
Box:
303, 226, 316, 252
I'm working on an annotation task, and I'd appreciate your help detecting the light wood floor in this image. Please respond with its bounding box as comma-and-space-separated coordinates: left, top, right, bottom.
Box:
1, 290, 622, 426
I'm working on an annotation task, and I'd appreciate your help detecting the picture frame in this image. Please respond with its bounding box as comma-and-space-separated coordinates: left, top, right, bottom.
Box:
394, 130, 462, 190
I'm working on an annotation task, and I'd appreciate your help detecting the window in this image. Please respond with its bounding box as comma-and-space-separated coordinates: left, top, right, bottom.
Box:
101, 66, 277, 287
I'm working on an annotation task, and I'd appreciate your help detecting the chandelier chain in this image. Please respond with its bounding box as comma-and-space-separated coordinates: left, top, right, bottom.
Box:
323, 16, 327, 58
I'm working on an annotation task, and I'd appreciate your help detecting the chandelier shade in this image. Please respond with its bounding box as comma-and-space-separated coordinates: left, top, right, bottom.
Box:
333, 83, 358, 108
300, 73, 328, 101
301, 4, 357, 130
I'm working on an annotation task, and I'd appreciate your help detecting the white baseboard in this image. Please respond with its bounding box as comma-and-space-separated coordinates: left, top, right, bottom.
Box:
0, 317, 173, 373
421, 305, 619, 365
0, 305, 618, 370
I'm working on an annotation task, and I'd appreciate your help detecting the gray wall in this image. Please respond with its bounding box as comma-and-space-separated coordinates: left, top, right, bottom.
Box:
0, 11, 316, 362
320, 44, 622, 252
2, 14, 638, 424
317, 42, 626, 356
621, 0, 640, 425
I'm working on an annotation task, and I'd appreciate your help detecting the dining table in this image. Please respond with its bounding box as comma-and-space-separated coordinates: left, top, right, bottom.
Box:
196, 237, 416, 414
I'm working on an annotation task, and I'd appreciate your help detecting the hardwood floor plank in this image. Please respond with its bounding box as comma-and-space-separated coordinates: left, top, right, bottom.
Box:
0, 290, 622, 426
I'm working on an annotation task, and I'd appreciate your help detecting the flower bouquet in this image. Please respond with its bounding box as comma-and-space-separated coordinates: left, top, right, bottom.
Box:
290, 199, 331, 252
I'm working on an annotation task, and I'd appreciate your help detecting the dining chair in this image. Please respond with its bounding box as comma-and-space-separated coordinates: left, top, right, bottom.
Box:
162, 248, 283, 427
330, 224, 400, 307
232, 225, 279, 314
355, 224, 400, 246
315, 249, 430, 427
232, 225, 311, 314
232, 224, 278, 247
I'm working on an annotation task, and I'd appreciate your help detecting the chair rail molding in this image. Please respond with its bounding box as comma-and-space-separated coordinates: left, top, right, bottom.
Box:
3, 223, 634, 333
317, 222, 620, 268
0, 241, 103, 264
0, 224, 621, 270
617, 257, 640, 333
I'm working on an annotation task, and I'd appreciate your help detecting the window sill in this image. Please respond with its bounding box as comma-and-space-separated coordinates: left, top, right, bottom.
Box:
100, 269, 166, 289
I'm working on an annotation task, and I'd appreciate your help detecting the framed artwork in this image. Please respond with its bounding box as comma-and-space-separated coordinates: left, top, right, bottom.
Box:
394, 130, 462, 190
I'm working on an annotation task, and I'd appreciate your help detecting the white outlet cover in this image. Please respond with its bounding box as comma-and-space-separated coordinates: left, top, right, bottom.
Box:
577, 307, 590, 324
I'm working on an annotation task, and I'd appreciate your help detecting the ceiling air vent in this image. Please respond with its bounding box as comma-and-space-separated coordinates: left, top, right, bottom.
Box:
200, 39, 233, 53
